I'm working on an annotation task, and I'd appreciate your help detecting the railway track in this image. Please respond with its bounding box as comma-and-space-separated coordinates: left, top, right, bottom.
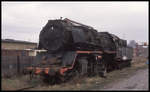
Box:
15, 84, 40, 91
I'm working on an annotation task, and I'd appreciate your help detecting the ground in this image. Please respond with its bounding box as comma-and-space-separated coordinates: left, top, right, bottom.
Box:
2, 56, 149, 91
96, 68, 148, 90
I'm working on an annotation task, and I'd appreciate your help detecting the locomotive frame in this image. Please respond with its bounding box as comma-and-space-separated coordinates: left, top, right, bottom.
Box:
26, 49, 132, 84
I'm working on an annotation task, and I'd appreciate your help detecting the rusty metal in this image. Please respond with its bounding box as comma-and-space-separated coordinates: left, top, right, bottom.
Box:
64, 18, 94, 29
76, 51, 103, 54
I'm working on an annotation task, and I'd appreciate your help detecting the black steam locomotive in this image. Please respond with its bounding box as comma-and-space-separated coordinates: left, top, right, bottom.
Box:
26, 18, 133, 84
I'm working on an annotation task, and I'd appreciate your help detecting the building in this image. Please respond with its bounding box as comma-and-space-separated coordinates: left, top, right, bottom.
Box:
2, 39, 37, 50
1, 39, 38, 77
2, 39, 38, 56
133, 43, 149, 58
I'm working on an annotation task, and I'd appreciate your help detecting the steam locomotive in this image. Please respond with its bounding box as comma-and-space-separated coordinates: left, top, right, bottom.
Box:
26, 18, 133, 84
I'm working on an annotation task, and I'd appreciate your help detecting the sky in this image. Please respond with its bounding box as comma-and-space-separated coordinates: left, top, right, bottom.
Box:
2, 1, 149, 44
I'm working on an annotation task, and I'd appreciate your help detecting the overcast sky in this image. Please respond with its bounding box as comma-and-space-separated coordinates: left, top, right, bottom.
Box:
2, 1, 149, 44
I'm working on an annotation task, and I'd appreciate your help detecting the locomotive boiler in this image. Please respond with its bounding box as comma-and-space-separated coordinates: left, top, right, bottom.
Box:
26, 18, 133, 84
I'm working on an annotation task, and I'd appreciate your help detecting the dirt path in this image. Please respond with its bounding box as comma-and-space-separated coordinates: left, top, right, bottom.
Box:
101, 68, 149, 90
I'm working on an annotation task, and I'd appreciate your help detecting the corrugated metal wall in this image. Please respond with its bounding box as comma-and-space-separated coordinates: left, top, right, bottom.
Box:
1, 49, 35, 78
1, 56, 18, 77
1, 56, 35, 77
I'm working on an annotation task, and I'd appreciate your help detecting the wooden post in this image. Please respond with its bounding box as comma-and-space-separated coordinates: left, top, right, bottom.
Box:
17, 55, 20, 75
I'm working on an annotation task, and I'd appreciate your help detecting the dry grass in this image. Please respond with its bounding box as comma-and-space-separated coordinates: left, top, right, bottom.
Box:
2, 75, 29, 90
2, 57, 148, 91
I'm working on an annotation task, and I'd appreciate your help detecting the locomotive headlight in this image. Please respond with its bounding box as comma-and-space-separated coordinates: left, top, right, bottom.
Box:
51, 26, 54, 30
122, 56, 127, 60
